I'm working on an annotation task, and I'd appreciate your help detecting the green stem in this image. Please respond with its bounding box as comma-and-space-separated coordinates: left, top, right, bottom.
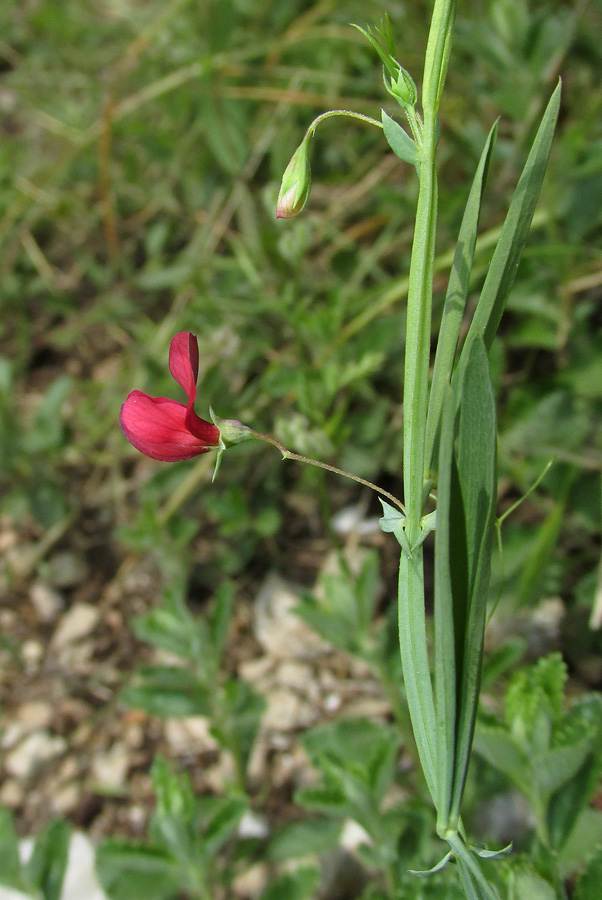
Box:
305, 109, 383, 139
403, 113, 438, 540
397, 0, 456, 814
395, 68, 440, 817
251, 430, 405, 514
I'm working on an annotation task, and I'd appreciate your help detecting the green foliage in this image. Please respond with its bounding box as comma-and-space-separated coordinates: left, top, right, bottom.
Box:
97, 755, 247, 900
256, 866, 320, 900
0, 808, 72, 899
122, 580, 264, 785
474, 654, 602, 853
574, 846, 602, 900
295, 551, 381, 659
434, 336, 497, 831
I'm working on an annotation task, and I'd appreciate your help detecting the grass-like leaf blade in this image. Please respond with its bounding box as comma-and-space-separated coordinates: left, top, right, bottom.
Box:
458, 82, 561, 370
450, 337, 497, 823
433, 380, 458, 826
425, 120, 498, 478
433, 337, 496, 829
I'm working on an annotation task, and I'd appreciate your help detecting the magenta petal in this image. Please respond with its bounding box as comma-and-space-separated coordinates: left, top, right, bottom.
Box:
120, 391, 218, 461
169, 332, 199, 405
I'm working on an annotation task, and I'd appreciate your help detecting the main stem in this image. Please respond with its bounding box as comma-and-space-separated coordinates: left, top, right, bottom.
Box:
398, 71, 441, 806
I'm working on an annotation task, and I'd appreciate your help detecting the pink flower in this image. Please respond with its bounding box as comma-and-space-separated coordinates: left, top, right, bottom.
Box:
120, 332, 221, 462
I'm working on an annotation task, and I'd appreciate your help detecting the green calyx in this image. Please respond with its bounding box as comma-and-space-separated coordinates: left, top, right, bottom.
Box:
276, 138, 312, 219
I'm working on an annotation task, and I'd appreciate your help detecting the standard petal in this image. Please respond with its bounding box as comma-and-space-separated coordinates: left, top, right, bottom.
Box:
169, 332, 199, 405
120, 391, 218, 461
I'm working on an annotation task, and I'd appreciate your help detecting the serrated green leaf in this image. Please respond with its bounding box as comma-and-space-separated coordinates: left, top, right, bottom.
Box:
214, 678, 265, 772
268, 819, 342, 862
132, 607, 204, 663
473, 726, 531, 796
151, 754, 196, 824
121, 665, 211, 718
574, 844, 602, 900
207, 582, 235, 669
381, 110, 420, 170
95, 840, 181, 900
559, 808, 602, 876
294, 785, 349, 817
510, 867, 556, 900
257, 865, 320, 900
505, 653, 567, 742
202, 793, 248, 857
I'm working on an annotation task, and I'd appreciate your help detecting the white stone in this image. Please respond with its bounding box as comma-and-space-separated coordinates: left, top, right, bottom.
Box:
60, 833, 108, 900
51, 782, 80, 815
262, 687, 316, 731
238, 810, 270, 840
0, 779, 22, 807
52, 603, 101, 650
254, 573, 329, 659
91, 742, 130, 789
17, 700, 54, 731
165, 716, 219, 754
331, 504, 381, 536
5, 730, 66, 778
341, 818, 372, 851
30, 581, 64, 622
21, 640, 43, 666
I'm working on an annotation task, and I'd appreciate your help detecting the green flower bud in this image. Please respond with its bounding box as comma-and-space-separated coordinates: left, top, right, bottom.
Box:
276, 139, 312, 219
386, 63, 417, 111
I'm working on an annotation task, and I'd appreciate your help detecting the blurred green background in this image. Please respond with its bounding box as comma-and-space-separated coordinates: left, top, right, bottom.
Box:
1, 0, 602, 765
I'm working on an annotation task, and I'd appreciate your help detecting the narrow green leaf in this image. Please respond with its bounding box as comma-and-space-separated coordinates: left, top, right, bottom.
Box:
459, 82, 561, 366
398, 547, 438, 801
381, 110, 420, 170
450, 337, 497, 823
433, 382, 458, 826
208, 582, 235, 668
26, 819, 71, 900
425, 120, 498, 477
433, 338, 497, 829
409, 849, 453, 876
422, 0, 456, 116
0, 807, 27, 891
447, 833, 500, 900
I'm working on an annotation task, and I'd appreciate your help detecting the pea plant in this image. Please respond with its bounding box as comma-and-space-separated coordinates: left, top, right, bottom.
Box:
115, 2, 573, 898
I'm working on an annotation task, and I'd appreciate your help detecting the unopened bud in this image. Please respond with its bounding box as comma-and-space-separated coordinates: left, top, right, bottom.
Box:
386, 63, 417, 111
276, 139, 312, 219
